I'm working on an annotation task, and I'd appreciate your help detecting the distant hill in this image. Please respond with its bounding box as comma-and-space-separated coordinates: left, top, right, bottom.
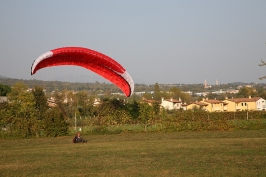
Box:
228, 82, 256, 85
0, 75, 7, 79
0, 76, 264, 95
0, 77, 123, 93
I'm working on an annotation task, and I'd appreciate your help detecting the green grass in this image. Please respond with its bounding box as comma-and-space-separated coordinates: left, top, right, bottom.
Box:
1, 130, 266, 177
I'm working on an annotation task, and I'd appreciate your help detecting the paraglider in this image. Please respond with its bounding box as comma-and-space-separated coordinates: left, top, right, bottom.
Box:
31, 47, 134, 97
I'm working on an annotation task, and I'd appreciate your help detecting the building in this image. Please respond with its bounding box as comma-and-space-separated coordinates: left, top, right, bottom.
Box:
142, 99, 159, 106
93, 98, 101, 106
0, 96, 7, 103
186, 98, 227, 112
201, 98, 228, 112
223, 96, 266, 111
161, 97, 182, 110
186, 101, 208, 111
204, 79, 208, 88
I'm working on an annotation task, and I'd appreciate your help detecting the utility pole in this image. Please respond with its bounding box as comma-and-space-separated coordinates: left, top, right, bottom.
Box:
75, 112, 77, 130
246, 103, 249, 120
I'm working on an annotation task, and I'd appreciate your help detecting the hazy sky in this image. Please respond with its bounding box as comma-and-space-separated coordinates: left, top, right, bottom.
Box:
1, 0, 266, 85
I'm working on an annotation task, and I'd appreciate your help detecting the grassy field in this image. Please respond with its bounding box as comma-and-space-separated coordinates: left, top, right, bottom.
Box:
1, 130, 266, 177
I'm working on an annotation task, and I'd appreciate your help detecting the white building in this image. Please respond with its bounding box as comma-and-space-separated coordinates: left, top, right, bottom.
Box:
0, 96, 7, 103
255, 97, 266, 110
161, 97, 182, 110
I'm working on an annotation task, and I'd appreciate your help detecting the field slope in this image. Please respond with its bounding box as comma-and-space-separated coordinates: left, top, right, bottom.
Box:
1, 130, 266, 177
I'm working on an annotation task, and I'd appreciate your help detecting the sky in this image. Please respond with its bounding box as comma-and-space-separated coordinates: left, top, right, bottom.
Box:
1, 0, 266, 85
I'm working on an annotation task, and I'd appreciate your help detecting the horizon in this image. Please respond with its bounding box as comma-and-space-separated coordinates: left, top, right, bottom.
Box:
0, 74, 263, 86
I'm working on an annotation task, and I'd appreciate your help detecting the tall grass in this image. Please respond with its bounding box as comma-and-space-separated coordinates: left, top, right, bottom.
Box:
1, 130, 266, 176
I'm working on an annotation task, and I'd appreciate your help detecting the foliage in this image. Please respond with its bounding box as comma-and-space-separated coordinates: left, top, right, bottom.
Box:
169, 86, 192, 103
237, 86, 256, 98
126, 100, 140, 121
0, 83, 69, 138
259, 59, 266, 80
0, 83, 11, 96
42, 107, 69, 137
5, 82, 38, 138
139, 103, 154, 131
153, 82, 161, 101
1, 81, 266, 138
32, 85, 48, 120
3, 77, 266, 102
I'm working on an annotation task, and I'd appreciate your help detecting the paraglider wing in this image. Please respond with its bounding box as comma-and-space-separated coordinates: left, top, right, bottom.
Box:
31, 47, 134, 97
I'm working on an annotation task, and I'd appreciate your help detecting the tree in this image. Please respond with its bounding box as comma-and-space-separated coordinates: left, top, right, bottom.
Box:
94, 98, 129, 128
32, 86, 48, 120
42, 107, 69, 137
142, 93, 153, 100
237, 87, 256, 98
259, 59, 266, 80
75, 90, 91, 119
0, 102, 10, 134
7, 82, 38, 137
127, 101, 140, 121
0, 84, 11, 96
139, 103, 154, 132
153, 83, 161, 101
169, 86, 192, 104
256, 86, 266, 99
152, 102, 160, 116
53, 90, 69, 118
169, 87, 181, 99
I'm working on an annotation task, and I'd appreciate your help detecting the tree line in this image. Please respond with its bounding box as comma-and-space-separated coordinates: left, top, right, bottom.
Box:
1, 82, 266, 138
0, 83, 68, 138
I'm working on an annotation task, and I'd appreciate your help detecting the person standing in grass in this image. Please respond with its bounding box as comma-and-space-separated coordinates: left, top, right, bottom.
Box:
73, 132, 87, 143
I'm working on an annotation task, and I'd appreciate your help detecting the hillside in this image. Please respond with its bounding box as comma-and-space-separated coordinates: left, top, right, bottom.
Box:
0, 75, 7, 79
0, 76, 264, 94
